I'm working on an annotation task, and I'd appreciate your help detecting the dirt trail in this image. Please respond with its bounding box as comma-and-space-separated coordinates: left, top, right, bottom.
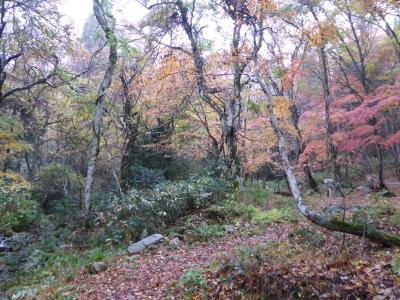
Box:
73, 224, 292, 300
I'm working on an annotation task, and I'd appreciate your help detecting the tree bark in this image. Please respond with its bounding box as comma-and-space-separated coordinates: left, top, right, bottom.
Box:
120, 128, 138, 192
377, 144, 386, 190
82, 0, 118, 215
288, 83, 319, 192
118, 72, 140, 193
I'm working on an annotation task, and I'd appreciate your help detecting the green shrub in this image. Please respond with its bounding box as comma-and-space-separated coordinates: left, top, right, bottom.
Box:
217, 200, 258, 220
192, 224, 226, 240
389, 211, 400, 226
87, 247, 108, 262
179, 268, 207, 297
32, 163, 83, 216
211, 195, 297, 225
249, 189, 270, 206
0, 179, 37, 234
392, 252, 400, 275
97, 175, 230, 229
34, 163, 83, 195
2, 242, 121, 294
351, 205, 395, 224
229, 241, 290, 275
251, 208, 291, 224
129, 165, 165, 189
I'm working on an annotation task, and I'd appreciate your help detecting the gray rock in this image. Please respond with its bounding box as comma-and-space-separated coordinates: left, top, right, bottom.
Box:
11, 288, 39, 300
127, 234, 164, 254
85, 261, 108, 274
169, 237, 180, 248
128, 243, 145, 254
224, 225, 235, 234
0, 235, 9, 252
323, 178, 334, 184
93, 261, 107, 273
58, 243, 69, 250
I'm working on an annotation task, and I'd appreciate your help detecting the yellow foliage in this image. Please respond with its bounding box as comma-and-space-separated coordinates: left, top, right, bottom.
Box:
0, 114, 33, 171
248, 0, 277, 19
0, 172, 30, 190
307, 21, 338, 47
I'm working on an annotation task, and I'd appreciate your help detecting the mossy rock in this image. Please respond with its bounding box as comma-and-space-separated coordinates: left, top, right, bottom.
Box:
85, 261, 108, 274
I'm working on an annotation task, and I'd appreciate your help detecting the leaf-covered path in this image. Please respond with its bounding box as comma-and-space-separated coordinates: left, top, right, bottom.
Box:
73, 224, 292, 299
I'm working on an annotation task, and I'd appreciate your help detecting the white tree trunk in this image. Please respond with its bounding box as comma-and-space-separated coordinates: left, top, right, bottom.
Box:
82, 0, 118, 216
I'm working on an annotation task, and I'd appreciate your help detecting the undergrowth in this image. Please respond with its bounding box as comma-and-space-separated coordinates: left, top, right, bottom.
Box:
201, 240, 399, 299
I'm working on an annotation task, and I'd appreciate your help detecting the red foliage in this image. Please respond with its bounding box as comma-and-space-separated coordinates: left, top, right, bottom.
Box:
336, 78, 400, 154
385, 130, 400, 148
300, 76, 400, 167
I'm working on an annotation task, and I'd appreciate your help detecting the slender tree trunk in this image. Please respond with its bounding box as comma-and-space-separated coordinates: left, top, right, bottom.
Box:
120, 128, 138, 192
228, 19, 245, 181
82, 0, 118, 216
376, 144, 386, 189
318, 46, 341, 180
119, 73, 139, 193
308, 6, 340, 180
394, 157, 400, 182
289, 86, 319, 192
303, 164, 319, 192
223, 92, 240, 181
392, 146, 400, 182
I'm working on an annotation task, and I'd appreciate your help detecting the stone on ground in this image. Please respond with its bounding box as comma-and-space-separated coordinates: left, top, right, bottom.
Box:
85, 261, 108, 274
127, 234, 165, 254
169, 237, 180, 248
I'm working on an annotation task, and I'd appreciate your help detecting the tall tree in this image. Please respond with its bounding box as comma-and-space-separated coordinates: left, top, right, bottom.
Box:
82, 0, 118, 215
143, 0, 252, 182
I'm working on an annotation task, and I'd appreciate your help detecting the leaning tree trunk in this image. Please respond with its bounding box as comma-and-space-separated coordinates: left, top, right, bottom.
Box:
82, 0, 118, 216
253, 27, 400, 247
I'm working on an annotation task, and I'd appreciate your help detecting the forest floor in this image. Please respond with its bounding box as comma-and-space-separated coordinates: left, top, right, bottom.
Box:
71, 223, 293, 299
57, 181, 400, 300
